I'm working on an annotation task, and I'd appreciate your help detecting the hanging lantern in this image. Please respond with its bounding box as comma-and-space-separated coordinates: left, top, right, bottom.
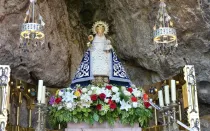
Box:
153, 0, 177, 55
20, 0, 45, 52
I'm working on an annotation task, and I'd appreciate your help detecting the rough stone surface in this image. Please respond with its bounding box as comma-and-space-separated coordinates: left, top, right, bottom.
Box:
0, 0, 85, 87
1, 0, 210, 129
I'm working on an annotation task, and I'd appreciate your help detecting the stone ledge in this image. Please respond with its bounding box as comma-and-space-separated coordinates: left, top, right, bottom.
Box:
65, 128, 141, 131
66, 122, 141, 131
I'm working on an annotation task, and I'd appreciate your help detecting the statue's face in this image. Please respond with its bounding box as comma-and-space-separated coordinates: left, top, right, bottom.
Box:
96, 24, 105, 36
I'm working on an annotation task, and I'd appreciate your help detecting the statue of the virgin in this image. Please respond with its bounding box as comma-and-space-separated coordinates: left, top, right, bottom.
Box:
70, 21, 131, 88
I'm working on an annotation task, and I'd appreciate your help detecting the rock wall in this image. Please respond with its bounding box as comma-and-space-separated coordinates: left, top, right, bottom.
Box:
1, 0, 210, 128
0, 0, 85, 87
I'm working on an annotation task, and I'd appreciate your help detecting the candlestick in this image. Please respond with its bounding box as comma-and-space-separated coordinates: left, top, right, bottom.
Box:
164, 85, 170, 105
37, 80, 43, 102
41, 86, 46, 104
158, 90, 164, 107
171, 80, 176, 102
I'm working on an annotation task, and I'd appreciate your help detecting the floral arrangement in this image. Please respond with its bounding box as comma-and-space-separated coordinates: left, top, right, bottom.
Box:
48, 84, 152, 128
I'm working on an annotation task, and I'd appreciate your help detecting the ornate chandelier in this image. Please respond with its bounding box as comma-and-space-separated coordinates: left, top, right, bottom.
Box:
153, 0, 177, 55
20, 0, 45, 52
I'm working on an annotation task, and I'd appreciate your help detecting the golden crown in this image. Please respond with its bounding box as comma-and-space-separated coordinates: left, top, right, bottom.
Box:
92, 21, 109, 35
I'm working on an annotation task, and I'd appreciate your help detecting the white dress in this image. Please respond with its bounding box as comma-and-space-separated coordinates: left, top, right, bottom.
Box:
90, 35, 112, 76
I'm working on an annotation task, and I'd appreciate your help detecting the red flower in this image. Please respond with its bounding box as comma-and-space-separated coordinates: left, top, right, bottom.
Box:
99, 93, 106, 100
106, 85, 112, 90
78, 89, 82, 93
96, 104, 102, 110
143, 93, 149, 102
131, 96, 138, 102
127, 87, 133, 93
91, 94, 98, 101
55, 97, 62, 104
110, 102, 117, 109
144, 102, 151, 108
108, 99, 113, 105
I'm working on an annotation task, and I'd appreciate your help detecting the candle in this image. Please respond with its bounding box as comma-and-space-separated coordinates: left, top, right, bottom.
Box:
37, 80, 43, 102
158, 90, 164, 107
164, 85, 170, 105
41, 86, 46, 104
171, 80, 176, 102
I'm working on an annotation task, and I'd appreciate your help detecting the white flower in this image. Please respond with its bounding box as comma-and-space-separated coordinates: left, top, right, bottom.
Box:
132, 102, 138, 108
58, 106, 63, 110
58, 90, 64, 96
112, 86, 119, 93
104, 98, 109, 103
87, 90, 92, 95
91, 86, 97, 90
62, 92, 77, 102
95, 88, 102, 95
131, 84, 136, 88
91, 86, 100, 90
101, 88, 111, 97
81, 88, 88, 93
80, 102, 91, 108
132, 88, 142, 97
111, 93, 120, 102
66, 102, 73, 109
120, 100, 131, 111
123, 90, 131, 96
121, 86, 126, 91
102, 104, 110, 113
80, 93, 91, 102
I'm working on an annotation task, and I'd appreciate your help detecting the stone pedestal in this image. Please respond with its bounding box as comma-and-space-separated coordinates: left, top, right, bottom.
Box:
65, 122, 141, 131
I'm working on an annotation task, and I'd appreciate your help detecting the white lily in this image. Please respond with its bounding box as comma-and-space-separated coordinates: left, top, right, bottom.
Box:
87, 90, 92, 95
123, 90, 131, 96
112, 86, 119, 93
95, 87, 102, 95
81, 88, 88, 93
66, 102, 73, 109
62, 91, 77, 103
132, 102, 138, 108
80, 93, 91, 102
120, 100, 131, 111
80, 101, 91, 108
101, 88, 112, 97
132, 88, 142, 97
111, 93, 120, 102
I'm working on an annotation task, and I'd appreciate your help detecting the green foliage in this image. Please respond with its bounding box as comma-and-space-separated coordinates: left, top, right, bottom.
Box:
48, 105, 152, 128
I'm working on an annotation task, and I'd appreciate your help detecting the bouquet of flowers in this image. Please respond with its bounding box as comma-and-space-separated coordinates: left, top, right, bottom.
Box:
48, 84, 152, 128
